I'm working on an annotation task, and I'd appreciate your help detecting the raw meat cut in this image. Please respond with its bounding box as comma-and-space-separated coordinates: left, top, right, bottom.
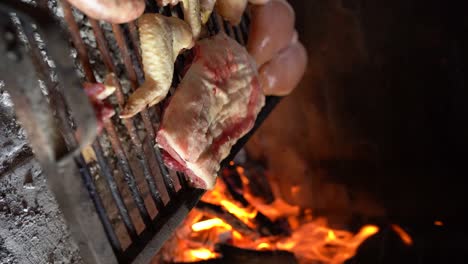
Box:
156, 33, 265, 189
83, 74, 117, 133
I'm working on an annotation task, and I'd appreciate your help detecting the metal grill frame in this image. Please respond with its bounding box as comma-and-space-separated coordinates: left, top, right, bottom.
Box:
0, 0, 281, 263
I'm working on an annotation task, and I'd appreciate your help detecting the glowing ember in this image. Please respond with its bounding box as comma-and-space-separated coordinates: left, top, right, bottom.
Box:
188, 248, 218, 260
165, 164, 381, 263
391, 224, 413, 246
291, 185, 301, 195
276, 223, 379, 263
434, 220, 443, 226
257, 242, 271, 250
220, 200, 257, 220
328, 230, 337, 241
192, 218, 231, 232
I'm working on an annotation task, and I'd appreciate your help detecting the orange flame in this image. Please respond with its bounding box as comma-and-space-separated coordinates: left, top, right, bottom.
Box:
257, 242, 271, 250
188, 248, 218, 260
391, 224, 413, 246
434, 220, 443, 226
165, 164, 381, 263
220, 200, 257, 221
192, 218, 231, 232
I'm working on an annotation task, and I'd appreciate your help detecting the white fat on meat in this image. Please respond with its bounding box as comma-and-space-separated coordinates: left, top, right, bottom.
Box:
157, 33, 265, 189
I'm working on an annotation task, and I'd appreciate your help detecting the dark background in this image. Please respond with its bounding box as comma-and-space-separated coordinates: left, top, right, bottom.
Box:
247, 0, 468, 263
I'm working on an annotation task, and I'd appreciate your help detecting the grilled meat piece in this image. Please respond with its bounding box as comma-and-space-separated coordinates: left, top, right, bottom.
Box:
156, 33, 265, 189
120, 14, 194, 118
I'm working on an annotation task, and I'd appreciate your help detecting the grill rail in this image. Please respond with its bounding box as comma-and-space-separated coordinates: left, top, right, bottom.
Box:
0, 1, 281, 263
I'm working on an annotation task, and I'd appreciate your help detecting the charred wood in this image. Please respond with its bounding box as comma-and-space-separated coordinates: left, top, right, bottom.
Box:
172, 244, 298, 264
221, 164, 291, 236
195, 201, 258, 237
242, 161, 275, 204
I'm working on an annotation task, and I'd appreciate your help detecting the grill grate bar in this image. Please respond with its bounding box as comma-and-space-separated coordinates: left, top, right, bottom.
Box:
233, 26, 245, 45
60, 0, 95, 83
127, 22, 144, 77
17, 8, 129, 255
144, 0, 159, 14
240, 13, 250, 43
2, 1, 279, 262
12, 9, 125, 253
76, 153, 124, 255
177, 171, 188, 189
2, 3, 122, 260
102, 121, 152, 225
111, 23, 177, 198
91, 140, 139, 242
89, 19, 165, 212
208, 14, 221, 34
222, 20, 233, 36
61, 0, 153, 226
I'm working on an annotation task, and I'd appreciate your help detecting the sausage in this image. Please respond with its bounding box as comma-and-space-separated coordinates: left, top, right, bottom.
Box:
66, 0, 145, 24
248, 0, 271, 4
258, 38, 307, 96
247, 0, 295, 67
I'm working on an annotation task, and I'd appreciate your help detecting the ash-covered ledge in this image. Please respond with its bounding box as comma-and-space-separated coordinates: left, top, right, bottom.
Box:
1, 87, 82, 263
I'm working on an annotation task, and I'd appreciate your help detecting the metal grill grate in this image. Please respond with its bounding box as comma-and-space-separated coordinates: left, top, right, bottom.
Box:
0, 0, 281, 263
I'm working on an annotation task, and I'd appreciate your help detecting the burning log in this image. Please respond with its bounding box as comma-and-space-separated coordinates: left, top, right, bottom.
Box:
215, 244, 298, 264
254, 212, 291, 237
163, 161, 380, 263
241, 161, 275, 204
221, 167, 250, 207
173, 244, 298, 264
221, 164, 291, 236
195, 201, 258, 237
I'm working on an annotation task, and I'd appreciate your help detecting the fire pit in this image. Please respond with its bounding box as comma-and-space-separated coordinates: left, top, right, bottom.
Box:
156, 158, 379, 264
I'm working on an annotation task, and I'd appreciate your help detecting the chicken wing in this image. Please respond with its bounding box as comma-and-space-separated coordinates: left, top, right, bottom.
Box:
120, 14, 194, 118
156, 0, 216, 38
177, 0, 201, 38
215, 0, 247, 25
